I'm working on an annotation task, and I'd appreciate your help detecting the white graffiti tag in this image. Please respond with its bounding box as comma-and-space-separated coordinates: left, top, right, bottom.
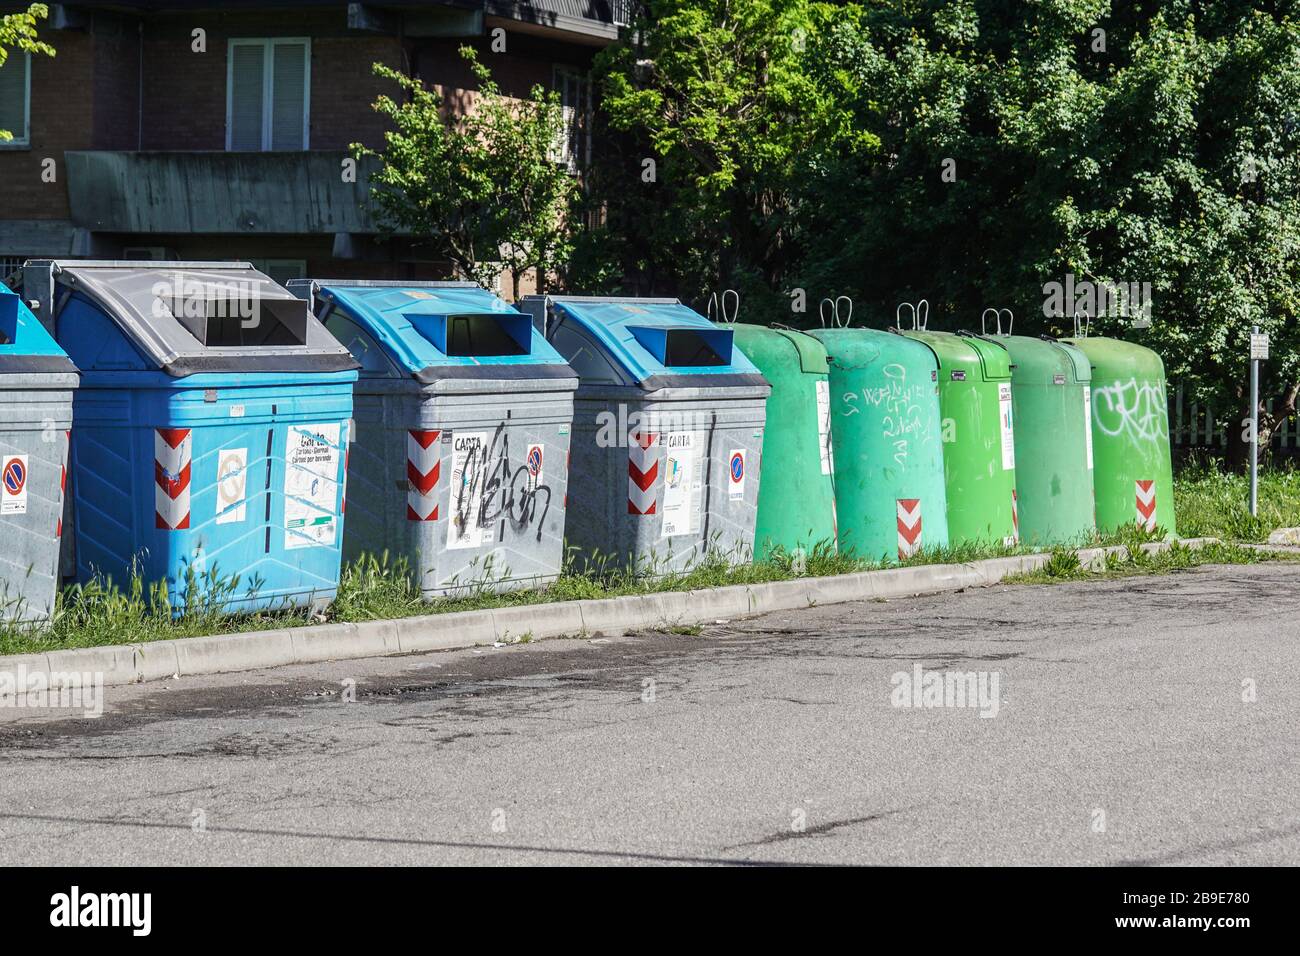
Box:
1092, 378, 1168, 443
840, 364, 931, 467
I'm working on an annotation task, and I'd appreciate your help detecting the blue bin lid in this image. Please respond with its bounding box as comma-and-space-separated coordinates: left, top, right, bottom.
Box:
539, 296, 764, 389
0, 286, 77, 375
293, 280, 574, 384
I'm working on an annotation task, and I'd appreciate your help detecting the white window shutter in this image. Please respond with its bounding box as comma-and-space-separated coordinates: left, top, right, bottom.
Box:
271, 41, 308, 150
0, 52, 30, 143
228, 43, 265, 151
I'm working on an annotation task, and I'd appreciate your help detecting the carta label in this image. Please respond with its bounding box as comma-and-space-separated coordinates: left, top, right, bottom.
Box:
951, 370, 967, 381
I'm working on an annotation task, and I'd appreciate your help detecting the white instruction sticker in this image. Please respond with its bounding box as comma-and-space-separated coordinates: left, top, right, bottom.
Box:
216, 447, 248, 525
660, 432, 699, 538
998, 382, 1015, 470
1083, 386, 1094, 470
1, 454, 29, 516
284, 423, 340, 549
447, 431, 488, 550
816, 379, 834, 475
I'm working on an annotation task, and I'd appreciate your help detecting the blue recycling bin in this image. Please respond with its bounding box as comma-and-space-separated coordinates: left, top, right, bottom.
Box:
25, 261, 359, 613
289, 280, 577, 597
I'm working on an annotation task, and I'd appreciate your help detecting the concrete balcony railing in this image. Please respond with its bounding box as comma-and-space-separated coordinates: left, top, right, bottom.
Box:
64, 150, 380, 236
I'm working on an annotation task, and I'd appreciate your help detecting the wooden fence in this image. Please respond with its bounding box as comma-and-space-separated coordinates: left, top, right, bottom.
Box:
1169, 385, 1300, 451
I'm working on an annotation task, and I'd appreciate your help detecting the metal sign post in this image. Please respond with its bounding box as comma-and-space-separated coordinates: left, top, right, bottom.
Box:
1249, 326, 1269, 517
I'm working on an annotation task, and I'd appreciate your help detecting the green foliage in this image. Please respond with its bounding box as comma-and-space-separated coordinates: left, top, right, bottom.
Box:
583, 1, 1300, 423
355, 47, 576, 297
0, 3, 53, 142
581, 0, 873, 307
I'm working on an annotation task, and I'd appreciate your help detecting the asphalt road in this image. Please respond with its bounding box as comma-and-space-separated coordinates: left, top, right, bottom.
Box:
1, 562, 1297, 866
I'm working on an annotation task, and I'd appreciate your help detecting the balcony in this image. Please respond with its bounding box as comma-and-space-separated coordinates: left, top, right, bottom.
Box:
481, 0, 640, 41
64, 150, 379, 236
345, 1, 639, 42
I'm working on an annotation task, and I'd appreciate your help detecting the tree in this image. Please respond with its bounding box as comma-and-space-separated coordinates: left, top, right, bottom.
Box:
585, 1, 1300, 470
355, 47, 576, 299
0, 3, 53, 142
586, 0, 871, 312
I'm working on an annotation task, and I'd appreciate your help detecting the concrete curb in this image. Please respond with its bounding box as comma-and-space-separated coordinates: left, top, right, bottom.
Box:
0, 537, 1223, 692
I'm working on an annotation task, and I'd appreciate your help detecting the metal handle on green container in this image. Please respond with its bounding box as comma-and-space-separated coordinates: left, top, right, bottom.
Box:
707, 289, 740, 325
896, 299, 929, 331
820, 296, 853, 329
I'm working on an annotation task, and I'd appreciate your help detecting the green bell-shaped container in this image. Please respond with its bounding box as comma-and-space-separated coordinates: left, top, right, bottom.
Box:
1061, 334, 1176, 537
731, 323, 838, 561
901, 304, 1018, 547
979, 315, 1095, 545
807, 312, 949, 561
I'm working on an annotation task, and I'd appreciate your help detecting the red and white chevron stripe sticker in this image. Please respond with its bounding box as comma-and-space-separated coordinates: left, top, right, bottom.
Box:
1011, 488, 1020, 544
628, 431, 658, 515
154, 427, 191, 530
897, 498, 922, 560
56, 431, 68, 538
406, 429, 441, 521
1136, 479, 1156, 532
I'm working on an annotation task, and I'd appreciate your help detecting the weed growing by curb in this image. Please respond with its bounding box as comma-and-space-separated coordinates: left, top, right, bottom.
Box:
1004, 541, 1300, 585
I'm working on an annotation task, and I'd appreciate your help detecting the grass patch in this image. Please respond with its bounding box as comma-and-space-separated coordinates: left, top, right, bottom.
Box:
1174, 459, 1300, 542
2, 482, 1297, 659
0, 537, 1025, 656
1004, 540, 1300, 585
657, 624, 704, 636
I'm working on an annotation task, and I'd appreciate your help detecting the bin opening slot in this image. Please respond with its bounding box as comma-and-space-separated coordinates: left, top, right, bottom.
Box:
168, 295, 310, 347
408, 312, 531, 357
0, 295, 15, 345
629, 325, 733, 367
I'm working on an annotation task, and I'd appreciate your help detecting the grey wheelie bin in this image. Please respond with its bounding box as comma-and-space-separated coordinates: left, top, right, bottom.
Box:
522, 295, 770, 574
292, 280, 578, 596
0, 286, 76, 622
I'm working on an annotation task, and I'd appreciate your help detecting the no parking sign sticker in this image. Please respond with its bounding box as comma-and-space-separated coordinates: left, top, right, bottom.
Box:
526, 443, 544, 488
1, 455, 28, 516
728, 449, 746, 500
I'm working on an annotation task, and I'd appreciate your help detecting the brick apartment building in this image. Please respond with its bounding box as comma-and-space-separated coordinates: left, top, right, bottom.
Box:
0, 0, 630, 296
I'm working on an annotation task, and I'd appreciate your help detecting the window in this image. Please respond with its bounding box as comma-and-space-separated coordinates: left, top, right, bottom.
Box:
226, 39, 310, 151
553, 67, 591, 172
0, 52, 31, 147
0, 256, 24, 289
249, 258, 307, 286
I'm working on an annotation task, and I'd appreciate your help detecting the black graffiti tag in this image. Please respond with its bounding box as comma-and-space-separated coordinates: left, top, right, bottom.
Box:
451, 423, 553, 543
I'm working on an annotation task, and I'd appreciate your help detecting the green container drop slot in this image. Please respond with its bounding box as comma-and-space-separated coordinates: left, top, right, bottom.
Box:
900, 301, 1018, 547
978, 309, 1094, 546
807, 297, 949, 561
1062, 328, 1176, 537
730, 321, 837, 561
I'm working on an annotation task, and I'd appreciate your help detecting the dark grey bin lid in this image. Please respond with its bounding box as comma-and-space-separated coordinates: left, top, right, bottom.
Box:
28, 260, 358, 377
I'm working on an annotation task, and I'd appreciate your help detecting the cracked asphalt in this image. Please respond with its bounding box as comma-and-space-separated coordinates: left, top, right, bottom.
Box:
0, 562, 1297, 866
